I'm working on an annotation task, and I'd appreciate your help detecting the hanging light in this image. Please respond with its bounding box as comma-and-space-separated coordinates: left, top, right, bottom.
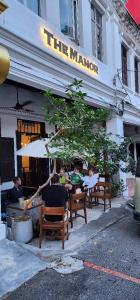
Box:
0, 0, 8, 14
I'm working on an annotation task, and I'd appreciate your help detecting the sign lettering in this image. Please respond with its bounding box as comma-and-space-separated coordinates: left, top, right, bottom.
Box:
42, 28, 98, 76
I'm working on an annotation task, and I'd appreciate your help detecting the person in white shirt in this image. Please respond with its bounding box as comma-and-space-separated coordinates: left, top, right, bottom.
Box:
82, 169, 98, 190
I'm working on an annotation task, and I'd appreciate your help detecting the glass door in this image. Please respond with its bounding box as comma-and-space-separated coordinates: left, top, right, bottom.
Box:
16, 119, 49, 187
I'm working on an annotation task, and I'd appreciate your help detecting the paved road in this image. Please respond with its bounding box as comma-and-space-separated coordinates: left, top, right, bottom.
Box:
3, 207, 140, 300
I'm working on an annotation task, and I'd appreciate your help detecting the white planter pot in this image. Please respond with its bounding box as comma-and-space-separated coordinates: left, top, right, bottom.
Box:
12, 216, 33, 243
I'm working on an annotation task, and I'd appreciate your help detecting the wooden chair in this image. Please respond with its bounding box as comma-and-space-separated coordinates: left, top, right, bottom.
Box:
39, 206, 69, 249
69, 192, 87, 228
90, 182, 112, 212
98, 174, 111, 182
85, 187, 96, 207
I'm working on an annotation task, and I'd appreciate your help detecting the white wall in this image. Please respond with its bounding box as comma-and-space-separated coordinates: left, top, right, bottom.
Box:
1, 115, 17, 190
106, 115, 128, 196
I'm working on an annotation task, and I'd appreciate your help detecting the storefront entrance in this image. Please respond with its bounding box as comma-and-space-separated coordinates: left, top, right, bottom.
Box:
17, 119, 49, 187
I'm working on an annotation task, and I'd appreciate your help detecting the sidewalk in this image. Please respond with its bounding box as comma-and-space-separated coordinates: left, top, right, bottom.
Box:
0, 197, 130, 299
27, 196, 127, 254
0, 239, 48, 299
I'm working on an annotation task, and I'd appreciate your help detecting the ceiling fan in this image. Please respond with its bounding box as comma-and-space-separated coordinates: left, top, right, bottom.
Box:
0, 87, 34, 112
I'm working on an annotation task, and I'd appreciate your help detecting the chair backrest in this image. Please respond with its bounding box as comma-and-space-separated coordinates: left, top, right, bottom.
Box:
98, 174, 111, 182
96, 182, 111, 188
40, 206, 65, 220
95, 182, 112, 193
70, 192, 86, 205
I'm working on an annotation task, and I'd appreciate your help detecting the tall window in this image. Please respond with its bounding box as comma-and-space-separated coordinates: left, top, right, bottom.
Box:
135, 57, 139, 93
121, 44, 128, 86
91, 3, 102, 61
59, 0, 78, 42
17, 0, 40, 16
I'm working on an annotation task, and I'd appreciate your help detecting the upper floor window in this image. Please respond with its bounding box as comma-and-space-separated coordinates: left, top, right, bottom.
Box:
59, 0, 79, 43
121, 44, 128, 86
134, 57, 139, 94
91, 3, 103, 61
17, 0, 40, 16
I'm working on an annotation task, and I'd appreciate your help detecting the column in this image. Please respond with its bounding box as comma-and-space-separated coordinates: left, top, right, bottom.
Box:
106, 114, 128, 197
128, 49, 135, 92
0, 115, 17, 240
79, 0, 92, 54
1, 115, 17, 179
0, 178, 6, 240
134, 142, 137, 162
110, 15, 122, 88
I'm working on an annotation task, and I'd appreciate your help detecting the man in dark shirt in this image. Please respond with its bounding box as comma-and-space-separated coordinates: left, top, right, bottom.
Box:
11, 176, 24, 203
42, 174, 68, 221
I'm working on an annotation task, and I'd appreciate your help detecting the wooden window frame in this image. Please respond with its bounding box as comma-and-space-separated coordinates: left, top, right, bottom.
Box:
121, 44, 128, 86
17, 0, 41, 16
135, 57, 139, 94
91, 3, 103, 61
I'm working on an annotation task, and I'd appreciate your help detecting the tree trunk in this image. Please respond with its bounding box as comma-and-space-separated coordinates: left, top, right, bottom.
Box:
24, 158, 56, 211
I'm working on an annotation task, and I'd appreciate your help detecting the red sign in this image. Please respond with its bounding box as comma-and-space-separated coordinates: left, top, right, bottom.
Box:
125, 0, 140, 25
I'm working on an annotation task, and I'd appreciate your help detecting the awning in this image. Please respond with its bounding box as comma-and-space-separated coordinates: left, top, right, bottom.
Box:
125, 0, 140, 25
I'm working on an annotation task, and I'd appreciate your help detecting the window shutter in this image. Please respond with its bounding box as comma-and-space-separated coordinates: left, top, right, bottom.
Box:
0, 137, 15, 182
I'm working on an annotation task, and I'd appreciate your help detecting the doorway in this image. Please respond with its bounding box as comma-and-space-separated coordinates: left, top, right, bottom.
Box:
17, 119, 49, 187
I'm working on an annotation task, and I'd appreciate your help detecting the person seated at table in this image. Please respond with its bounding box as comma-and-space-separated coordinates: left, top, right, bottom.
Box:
42, 174, 69, 222
11, 176, 24, 203
59, 167, 69, 185
70, 167, 83, 185
82, 169, 98, 190
59, 168, 72, 191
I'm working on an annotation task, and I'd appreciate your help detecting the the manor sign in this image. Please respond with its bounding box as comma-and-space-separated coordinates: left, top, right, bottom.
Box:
41, 28, 98, 77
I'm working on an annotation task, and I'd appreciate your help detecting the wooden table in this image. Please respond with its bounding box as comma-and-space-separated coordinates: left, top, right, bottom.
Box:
7, 201, 42, 212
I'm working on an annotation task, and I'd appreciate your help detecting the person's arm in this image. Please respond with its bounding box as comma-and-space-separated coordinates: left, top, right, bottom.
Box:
65, 190, 69, 210
10, 188, 18, 202
65, 174, 70, 182
42, 187, 49, 205
82, 176, 87, 187
65, 201, 68, 210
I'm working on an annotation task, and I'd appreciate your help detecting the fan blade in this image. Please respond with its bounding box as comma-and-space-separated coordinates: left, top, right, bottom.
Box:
24, 109, 34, 113
20, 101, 33, 108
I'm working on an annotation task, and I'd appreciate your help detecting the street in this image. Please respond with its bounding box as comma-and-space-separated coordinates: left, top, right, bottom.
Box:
2, 207, 140, 300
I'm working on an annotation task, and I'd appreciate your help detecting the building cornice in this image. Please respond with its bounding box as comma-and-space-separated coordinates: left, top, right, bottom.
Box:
0, 107, 45, 121
112, 0, 140, 49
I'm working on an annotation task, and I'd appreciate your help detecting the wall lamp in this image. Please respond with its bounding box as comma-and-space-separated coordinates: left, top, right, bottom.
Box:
0, 0, 8, 14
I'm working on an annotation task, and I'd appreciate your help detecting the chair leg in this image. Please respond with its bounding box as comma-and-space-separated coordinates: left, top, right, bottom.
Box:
70, 210, 73, 228
84, 206, 87, 224
39, 228, 42, 248
67, 224, 69, 240
62, 228, 64, 249
104, 200, 106, 212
